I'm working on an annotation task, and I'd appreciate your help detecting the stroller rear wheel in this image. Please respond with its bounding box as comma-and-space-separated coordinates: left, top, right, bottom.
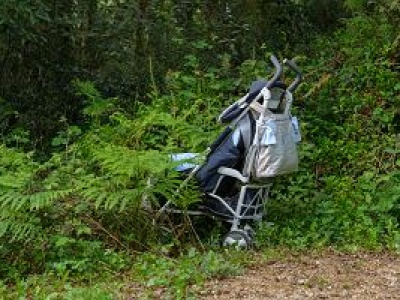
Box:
222, 229, 252, 249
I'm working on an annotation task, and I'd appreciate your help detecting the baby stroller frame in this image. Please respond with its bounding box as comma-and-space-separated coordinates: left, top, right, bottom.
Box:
157, 55, 302, 248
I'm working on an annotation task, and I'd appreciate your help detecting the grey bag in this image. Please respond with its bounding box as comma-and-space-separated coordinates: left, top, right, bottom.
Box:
254, 112, 299, 178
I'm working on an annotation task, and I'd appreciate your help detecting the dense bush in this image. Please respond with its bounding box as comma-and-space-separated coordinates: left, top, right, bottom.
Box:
0, 4, 399, 290
261, 14, 399, 250
1, 0, 350, 150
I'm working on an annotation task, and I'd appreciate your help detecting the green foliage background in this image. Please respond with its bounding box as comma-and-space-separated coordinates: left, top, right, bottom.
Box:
0, 0, 399, 296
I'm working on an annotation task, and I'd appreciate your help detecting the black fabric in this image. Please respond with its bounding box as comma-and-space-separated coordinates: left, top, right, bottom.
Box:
245, 80, 267, 104
246, 80, 287, 106
249, 80, 268, 94
196, 132, 244, 194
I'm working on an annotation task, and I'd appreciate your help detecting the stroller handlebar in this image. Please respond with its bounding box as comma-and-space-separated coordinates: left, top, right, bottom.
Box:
265, 55, 283, 89
211, 55, 300, 154
219, 55, 305, 126
283, 58, 302, 92
220, 55, 283, 123
244, 55, 283, 105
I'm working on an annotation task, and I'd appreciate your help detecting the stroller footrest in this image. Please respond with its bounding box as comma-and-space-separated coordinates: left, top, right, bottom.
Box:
218, 167, 249, 183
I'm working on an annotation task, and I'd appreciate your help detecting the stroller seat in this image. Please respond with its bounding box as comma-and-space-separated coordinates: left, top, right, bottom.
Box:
193, 80, 287, 218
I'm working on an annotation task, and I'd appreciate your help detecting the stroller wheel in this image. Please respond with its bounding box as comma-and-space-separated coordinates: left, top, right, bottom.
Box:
222, 230, 252, 250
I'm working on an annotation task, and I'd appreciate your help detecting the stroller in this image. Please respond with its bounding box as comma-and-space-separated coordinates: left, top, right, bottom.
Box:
157, 55, 302, 248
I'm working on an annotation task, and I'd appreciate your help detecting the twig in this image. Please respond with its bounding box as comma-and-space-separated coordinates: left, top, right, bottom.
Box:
84, 214, 128, 250
184, 213, 205, 252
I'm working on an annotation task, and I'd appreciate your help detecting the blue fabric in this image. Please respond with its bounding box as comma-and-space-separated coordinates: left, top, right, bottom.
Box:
170, 153, 198, 171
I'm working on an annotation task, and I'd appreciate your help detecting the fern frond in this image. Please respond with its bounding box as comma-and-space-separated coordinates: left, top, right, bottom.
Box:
92, 145, 171, 177
0, 212, 41, 241
0, 189, 74, 212
29, 189, 74, 211
79, 175, 144, 211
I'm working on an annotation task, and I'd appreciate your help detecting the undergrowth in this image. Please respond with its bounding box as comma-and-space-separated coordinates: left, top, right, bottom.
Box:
258, 15, 399, 251
0, 248, 249, 299
0, 11, 399, 299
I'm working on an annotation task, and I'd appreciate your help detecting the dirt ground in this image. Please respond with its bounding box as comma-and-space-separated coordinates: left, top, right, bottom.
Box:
198, 251, 400, 300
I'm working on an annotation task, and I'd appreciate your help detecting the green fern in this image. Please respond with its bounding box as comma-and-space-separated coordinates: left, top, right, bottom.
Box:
0, 214, 41, 242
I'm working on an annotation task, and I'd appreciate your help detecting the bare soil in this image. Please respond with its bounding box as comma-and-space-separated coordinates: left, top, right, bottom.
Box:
198, 251, 400, 300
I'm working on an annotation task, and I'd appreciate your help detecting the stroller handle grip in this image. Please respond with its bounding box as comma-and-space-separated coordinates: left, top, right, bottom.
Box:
266, 55, 283, 89
283, 58, 302, 92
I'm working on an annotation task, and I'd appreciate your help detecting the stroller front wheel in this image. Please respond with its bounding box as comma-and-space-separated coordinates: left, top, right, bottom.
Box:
222, 230, 252, 250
